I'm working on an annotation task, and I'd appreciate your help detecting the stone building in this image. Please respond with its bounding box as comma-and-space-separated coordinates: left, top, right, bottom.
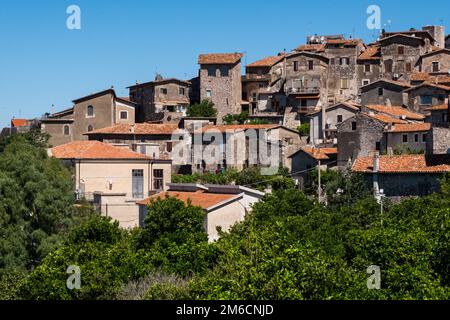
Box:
41, 89, 136, 147
427, 126, 450, 155
308, 102, 360, 145
446, 35, 450, 49
198, 53, 243, 123
425, 104, 449, 127
352, 154, 450, 198
289, 147, 337, 187
84, 123, 190, 173
128, 76, 191, 123
360, 79, 410, 106
191, 124, 300, 173
356, 44, 382, 92
378, 34, 430, 82
419, 49, 450, 74
323, 38, 365, 104
337, 112, 405, 166
284, 51, 329, 122
405, 82, 450, 114
242, 54, 285, 115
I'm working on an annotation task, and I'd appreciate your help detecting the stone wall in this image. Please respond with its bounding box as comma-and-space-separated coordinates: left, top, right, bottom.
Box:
427, 126, 450, 154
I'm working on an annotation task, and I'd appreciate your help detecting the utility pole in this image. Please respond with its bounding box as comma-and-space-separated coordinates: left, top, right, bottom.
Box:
318, 159, 321, 203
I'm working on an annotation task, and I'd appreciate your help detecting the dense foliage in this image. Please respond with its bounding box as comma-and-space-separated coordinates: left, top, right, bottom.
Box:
1, 131, 449, 300
186, 100, 217, 118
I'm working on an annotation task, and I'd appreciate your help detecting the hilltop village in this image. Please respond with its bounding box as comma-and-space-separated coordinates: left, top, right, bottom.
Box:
3, 25, 450, 239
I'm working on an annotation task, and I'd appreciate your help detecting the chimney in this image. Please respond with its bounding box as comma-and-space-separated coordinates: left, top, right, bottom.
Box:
373, 152, 380, 173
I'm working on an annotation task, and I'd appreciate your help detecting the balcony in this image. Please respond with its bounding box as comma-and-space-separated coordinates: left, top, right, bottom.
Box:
286, 86, 321, 95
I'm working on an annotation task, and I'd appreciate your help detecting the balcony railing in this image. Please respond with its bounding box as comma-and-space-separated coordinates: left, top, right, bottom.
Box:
286, 86, 320, 95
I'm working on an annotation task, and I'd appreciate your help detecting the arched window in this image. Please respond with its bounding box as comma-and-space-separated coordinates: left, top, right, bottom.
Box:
87, 105, 94, 117
87, 125, 94, 132
63, 125, 70, 136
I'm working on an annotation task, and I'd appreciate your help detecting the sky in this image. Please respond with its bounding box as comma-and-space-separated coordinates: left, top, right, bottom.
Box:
0, 0, 449, 127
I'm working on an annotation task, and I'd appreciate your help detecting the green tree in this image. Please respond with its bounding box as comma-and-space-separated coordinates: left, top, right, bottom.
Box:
297, 123, 310, 136
187, 100, 217, 118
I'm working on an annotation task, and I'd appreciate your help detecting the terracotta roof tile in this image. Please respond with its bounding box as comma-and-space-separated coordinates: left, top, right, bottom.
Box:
247, 55, 284, 68
386, 122, 431, 133
352, 154, 450, 173
198, 53, 243, 65
424, 104, 449, 111
11, 119, 28, 127
411, 72, 432, 81
51, 141, 151, 160
366, 113, 409, 124
294, 43, 326, 52
200, 124, 278, 133
358, 45, 380, 61
326, 38, 362, 46
85, 123, 180, 135
136, 190, 237, 210
365, 105, 425, 120
298, 147, 337, 160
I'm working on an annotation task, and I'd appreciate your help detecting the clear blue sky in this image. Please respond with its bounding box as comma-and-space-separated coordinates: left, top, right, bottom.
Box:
0, 0, 449, 127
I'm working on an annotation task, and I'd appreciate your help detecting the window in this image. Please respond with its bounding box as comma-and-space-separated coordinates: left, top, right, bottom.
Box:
398, 46, 404, 54
153, 169, 164, 190
378, 87, 384, 96
422, 133, 427, 142
259, 83, 266, 88
443, 113, 448, 122
362, 79, 370, 86
364, 64, 371, 72
207, 66, 216, 77
414, 134, 419, 142
179, 87, 185, 95
351, 122, 357, 131
166, 141, 173, 152
340, 78, 349, 89
252, 92, 257, 101
330, 58, 335, 65
301, 99, 307, 107
402, 134, 408, 143
132, 169, 144, 199
432, 61, 440, 72
337, 115, 343, 123
340, 57, 349, 65
87, 125, 94, 132
384, 60, 393, 73
160, 88, 167, 95
87, 105, 94, 117
406, 62, 412, 72
293, 61, 299, 71
63, 125, 70, 136
219, 66, 229, 77
120, 111, 128, 120
308, 60, 314, 70
420, 95, 432, 105
206, 89, 212, 98
376, 142, 381, 151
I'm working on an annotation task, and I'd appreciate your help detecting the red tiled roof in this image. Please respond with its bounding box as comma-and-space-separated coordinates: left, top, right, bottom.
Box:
366, 113, 408, 124
411, 73, 450, 84
294, 43, 325, 52
51, 141, 151, 160
299, 147, 337, 160
198, 53, 243, 65
365, 105, 425, 120
411, 72, 432, 81
326, 38, 362, 46
85, 123, 180, 135
424, 104, 449, 111
352, 154, 450, 173
247, 55, 284, 68
136, 190, 237, 210
358, 45, 380, 61
405, 82, 450, 92
386, 122, 431, 133
11, 119, 27, 127
200, 124, 277, 133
